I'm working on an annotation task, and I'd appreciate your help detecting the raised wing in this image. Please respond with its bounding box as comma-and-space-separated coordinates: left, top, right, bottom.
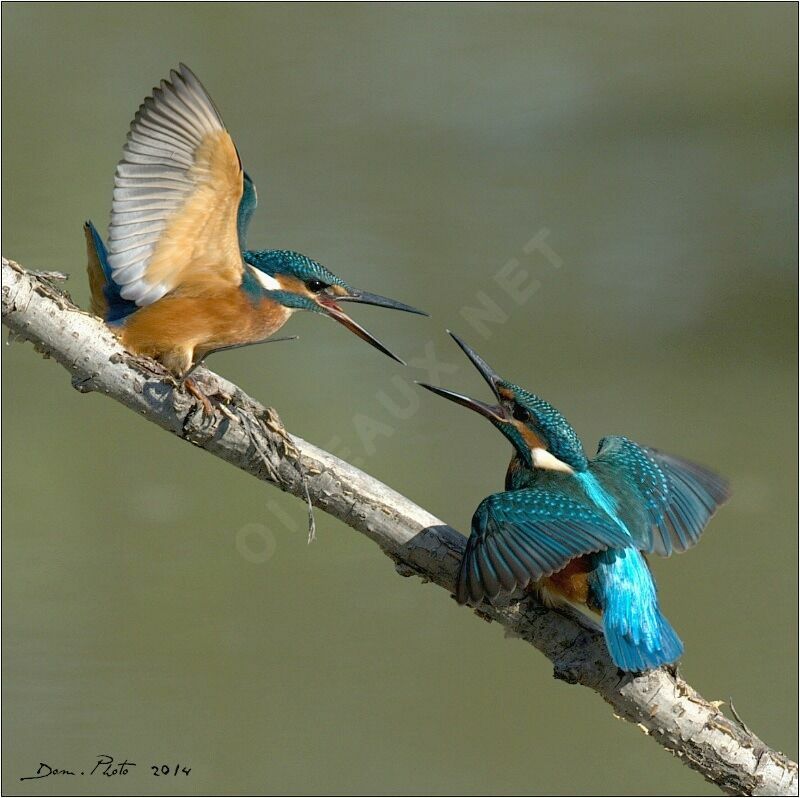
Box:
593, 436, 730, 557
457, 489, 633, 605
107, 64, 244, 306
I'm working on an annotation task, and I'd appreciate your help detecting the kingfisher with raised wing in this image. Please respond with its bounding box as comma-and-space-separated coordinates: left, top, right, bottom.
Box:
85, 64, 425, 408
418, 333, 729, 671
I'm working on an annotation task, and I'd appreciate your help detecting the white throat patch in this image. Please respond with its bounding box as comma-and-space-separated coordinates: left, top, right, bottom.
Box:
531, 447, 574, 474
248, 265, 281, 291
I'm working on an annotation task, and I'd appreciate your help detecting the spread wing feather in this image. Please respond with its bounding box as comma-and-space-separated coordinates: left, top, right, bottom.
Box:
457, 489, 634, 605
593, 436, 730, 557
107, 64, 244, 306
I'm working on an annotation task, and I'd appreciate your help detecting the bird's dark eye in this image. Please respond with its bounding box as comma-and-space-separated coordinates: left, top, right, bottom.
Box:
305, 279, 328, 293
512, 404, 531, 423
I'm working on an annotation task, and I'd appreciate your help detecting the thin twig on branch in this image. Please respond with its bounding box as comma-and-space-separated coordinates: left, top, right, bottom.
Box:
2, 256, 796, 796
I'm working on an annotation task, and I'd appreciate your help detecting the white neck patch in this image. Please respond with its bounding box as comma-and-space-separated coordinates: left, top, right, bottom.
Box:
248, 265, 281, 291
531, 447, 574, 474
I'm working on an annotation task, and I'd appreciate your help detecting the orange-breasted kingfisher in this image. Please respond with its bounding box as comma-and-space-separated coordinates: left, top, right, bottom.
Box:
84, 64, 425, 404
418, 333, 730, 672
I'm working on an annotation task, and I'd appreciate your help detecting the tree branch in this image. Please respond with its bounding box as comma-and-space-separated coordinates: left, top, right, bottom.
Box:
2, 256, 796, 796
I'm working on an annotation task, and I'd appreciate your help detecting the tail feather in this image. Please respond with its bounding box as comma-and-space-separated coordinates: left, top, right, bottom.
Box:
85, 221, 109, 319
603, 599, 683, 672
592, 548, 684, 672
84, 221, 137, 322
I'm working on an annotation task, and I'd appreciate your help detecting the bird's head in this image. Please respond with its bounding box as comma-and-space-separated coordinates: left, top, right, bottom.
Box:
417, 332, 587, 472
242, 249, 426, 364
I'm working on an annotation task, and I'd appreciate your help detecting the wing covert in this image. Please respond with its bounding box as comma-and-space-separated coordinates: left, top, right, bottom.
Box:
457, 489, 633, 605
594, 436, 730, 556
107, 64, 245, 306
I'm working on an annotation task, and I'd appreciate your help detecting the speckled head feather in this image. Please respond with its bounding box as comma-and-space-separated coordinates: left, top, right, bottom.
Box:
495, 380, 588, 471
241, 249, 349, 311
244, 250, 348, 289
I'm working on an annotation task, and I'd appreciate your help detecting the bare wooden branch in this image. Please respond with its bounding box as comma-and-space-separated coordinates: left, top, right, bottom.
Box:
2, 256, 796, 796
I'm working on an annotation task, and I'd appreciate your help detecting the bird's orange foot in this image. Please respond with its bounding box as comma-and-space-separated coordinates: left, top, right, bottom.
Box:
182, 375, 236, 421
184, 377, 215, 417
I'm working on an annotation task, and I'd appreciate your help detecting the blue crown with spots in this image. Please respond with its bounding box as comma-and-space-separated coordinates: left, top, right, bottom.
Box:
243, 249, 348, 288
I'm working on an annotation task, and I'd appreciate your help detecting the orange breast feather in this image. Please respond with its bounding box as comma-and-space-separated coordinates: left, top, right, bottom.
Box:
541, 556, 591, 606
120, 288, 291, 371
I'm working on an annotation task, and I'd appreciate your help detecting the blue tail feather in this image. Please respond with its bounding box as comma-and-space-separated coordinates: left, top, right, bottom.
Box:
85, 220, 137, 322
591, 547, 683, 671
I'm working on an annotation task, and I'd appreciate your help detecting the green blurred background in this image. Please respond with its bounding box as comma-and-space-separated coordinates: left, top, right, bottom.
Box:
3, 3, 797, 795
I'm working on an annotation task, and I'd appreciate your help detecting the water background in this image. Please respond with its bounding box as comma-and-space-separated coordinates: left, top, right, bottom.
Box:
3, 4, 797, 795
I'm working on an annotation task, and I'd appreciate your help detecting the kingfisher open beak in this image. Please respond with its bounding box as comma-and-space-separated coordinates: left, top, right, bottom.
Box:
416, 331, 510, 422
316, 293, 412, 365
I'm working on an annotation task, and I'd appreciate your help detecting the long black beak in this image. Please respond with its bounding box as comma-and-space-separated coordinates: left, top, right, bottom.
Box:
416, 331, 509, 421
415, 382, 508, 422
337, 289, 428, 317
